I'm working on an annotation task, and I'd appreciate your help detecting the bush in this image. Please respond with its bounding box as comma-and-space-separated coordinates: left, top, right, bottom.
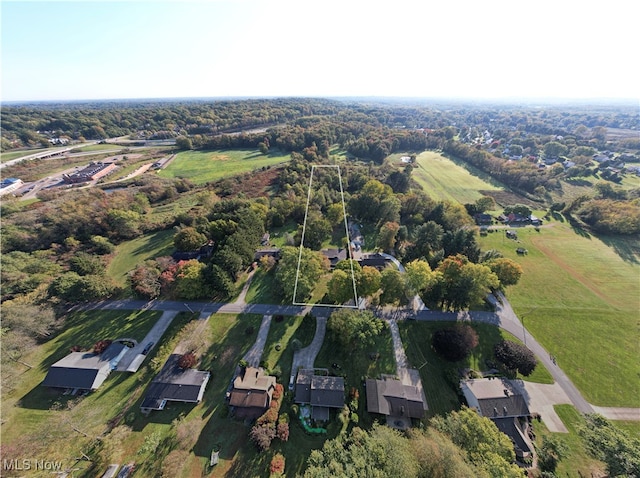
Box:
276, 422, 289, 442
257, 407, 278, 426
178, 352, 197, 369
432, 324, 479, 361
93, 339, 112, 354
250, 424, 275, 451
270, 453, 285, 474
494, 340, 537, 376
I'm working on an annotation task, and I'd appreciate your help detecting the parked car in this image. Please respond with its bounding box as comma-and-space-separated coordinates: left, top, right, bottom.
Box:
142, 342, 154, 355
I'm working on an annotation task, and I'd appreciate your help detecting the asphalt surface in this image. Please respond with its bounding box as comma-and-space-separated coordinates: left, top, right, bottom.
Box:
88, 296, 638, 421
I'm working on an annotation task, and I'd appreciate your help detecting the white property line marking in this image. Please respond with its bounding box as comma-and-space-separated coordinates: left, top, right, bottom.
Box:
293, 165, 358, 308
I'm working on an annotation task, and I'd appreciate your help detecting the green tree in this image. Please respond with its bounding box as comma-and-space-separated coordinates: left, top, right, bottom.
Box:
326, 269, 357, 304
358, 265, 382, 298
175, 136, 192, 150
543, 141, 568, 158
69, 252, 105, 276
434, 255, 499, 310
302, 212, 332, 250
275, 246, 324, 302
486, 258, 523, 287
537, 435, 569, 474
327, 309, 385, 350
493, 340, 537, 376
405, 259, 437, 293
326, 202, 345, 226
174, 227, 207, 251
579, 414, 640, 477
377, 221, 400, 251
431, 407, 525, 478
174, 260, 211, 300
380, 268, 407, 305
432, 324, 479, 362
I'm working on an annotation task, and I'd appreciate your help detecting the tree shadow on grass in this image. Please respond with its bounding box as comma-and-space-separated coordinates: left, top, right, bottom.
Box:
599, 234, 640, 264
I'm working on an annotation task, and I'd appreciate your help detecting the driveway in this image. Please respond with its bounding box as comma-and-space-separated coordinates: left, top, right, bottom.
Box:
116, 310, 178, 371
289, 316, 327, 387
241, 314, 273, 368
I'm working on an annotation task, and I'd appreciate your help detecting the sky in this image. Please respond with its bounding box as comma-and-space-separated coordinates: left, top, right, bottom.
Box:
1, 0, 638, 102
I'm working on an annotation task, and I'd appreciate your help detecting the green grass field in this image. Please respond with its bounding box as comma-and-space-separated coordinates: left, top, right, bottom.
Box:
0, 148, 47, 162
107, 229, 175, 287
158, 149, 291, 184
409, 150, 504, 203
478, 220, 640, 407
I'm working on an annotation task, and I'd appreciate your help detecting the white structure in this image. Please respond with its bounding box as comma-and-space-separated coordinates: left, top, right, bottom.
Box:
0, 178, 23, 196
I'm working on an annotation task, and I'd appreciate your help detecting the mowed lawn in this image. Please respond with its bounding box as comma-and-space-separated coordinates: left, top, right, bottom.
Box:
0, 310, 164, 473
478, 220, 640, 407
107, 229, 175, 287
410, 150, 503, 203
158, 149, 291, 184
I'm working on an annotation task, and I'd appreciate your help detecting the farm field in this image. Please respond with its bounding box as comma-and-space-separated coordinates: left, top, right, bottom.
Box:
409, 150, 504, 203
158, 149, 291, 184
478, 219, 640, 407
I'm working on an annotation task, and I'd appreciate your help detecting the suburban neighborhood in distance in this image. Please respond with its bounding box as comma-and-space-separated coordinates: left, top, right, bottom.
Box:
2, 2, 639, 478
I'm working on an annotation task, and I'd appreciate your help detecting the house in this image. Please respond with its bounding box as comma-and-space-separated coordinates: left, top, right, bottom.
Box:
358, 253, 389, 270
474, 213, 493, 226
140, 354, 210, 414
460, 378, 533, 460
229, 367, 276, 419
254, 247, 281, 262
172, 241, 215, 262
294, 369, 345, 421
42, 343, 129, 391
366, 374, 427, 426
321, 248, 348, 269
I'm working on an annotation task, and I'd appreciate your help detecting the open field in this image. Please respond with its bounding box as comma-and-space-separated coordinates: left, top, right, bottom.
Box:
478, 219, 640, 407
107, 229, 175, 287
158, 149, 291, 184
409, 150, 504, 203
0, 148, 47, 162
399, 321, 554, 419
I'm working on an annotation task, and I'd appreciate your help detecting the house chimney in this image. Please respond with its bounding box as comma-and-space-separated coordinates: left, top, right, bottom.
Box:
503, 406, 508, 415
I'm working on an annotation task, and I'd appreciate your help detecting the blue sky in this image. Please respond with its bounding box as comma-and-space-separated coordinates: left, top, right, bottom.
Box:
2, 0, 638, 102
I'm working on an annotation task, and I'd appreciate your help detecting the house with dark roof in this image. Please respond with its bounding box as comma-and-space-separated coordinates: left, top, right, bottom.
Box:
42, 343, 129, 391
254, 248, 281, 262
294, 369, 345, 421
228, 367, 276, 419
320, 248, 348, 269
358, 253, 390, 270
140, 354, 210, 414
366, 374, 426, 426
460, 378, 534, 460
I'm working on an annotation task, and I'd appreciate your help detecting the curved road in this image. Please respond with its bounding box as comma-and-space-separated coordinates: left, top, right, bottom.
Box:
85, 296, 638, 421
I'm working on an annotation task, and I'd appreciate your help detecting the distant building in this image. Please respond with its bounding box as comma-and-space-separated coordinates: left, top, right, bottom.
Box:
42, 343, 129, 391
140, 354, 210, 414
254, 248, 281, 262
0, 177, 23, 196
294, 369, 345, 421
358, 253, 389, 270
63, 161, 117, 184
229, 367, 276, 419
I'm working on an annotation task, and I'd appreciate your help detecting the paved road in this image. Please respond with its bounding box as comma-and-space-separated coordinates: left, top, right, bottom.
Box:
87, 297, 639, 421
